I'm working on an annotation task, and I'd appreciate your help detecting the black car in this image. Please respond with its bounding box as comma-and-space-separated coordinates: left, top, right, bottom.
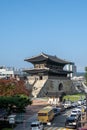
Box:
65, 116, 80, 129
53, 107, 61, 116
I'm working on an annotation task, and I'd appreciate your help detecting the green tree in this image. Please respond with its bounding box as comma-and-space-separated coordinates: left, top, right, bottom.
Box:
0, 96, 32, 113
85, 67, 87, 85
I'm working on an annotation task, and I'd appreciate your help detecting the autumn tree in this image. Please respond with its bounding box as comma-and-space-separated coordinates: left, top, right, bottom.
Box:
0, 78, 32, 112
0, 79, 30, 96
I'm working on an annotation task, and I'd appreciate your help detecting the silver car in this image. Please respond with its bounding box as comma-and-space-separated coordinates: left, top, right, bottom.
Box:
31, 121, 44, 130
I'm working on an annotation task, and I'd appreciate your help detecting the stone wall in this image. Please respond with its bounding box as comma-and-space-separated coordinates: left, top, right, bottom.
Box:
42, 78, 74, 96
26, 75, 76, 98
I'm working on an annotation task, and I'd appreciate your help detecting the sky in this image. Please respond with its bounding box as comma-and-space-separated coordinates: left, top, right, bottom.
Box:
0, 0, 87, 72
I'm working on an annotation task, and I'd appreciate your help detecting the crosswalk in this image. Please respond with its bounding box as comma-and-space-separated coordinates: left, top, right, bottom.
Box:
44, 127, 75, 130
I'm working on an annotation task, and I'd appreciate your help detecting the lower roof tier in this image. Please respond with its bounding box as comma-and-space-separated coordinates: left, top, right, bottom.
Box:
24, 68, 72, 76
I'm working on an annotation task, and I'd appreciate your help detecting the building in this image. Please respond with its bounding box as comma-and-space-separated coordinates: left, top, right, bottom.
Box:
0, 66, 23, 79
66, 64, 77, 77
24, 53, 75, 101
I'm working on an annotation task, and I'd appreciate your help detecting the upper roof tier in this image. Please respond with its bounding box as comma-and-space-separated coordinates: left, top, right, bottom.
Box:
24, 53, 74, 65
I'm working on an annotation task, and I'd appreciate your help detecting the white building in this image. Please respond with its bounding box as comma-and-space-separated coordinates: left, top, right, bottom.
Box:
0, 66, 23, 79
65, 64, 77, 78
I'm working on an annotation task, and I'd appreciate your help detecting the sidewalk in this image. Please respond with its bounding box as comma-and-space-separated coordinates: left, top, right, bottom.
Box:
80, 112, 87, 128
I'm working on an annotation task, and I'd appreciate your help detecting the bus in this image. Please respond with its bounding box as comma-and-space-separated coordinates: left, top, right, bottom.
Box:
37, 106, 54, 123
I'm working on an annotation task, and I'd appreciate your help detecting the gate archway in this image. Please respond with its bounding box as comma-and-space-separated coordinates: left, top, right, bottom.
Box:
58, 83, 63, 91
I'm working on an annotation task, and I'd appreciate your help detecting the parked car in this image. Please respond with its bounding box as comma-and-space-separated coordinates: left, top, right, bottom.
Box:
30, 121, 44, 130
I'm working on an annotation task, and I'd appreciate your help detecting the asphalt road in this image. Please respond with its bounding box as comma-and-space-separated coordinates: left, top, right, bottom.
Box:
14, 114, 38, 130
14, 108, 72, 130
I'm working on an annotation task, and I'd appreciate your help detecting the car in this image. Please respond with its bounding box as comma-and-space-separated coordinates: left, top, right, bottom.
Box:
64, 101, 72, 109
52, 107, 61, 116
77, 105, 86, 112
65, 116, 80, 129
70, 109, 81, 116
78, 100, 84, 105
30, 121, 44, 130
71, 102, 78, 107
57, 105, 65, 112
69, 114, 80, 120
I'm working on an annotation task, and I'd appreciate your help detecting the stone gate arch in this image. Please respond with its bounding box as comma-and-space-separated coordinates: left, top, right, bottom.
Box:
58, 83, 64, 102
58, 83, 63, 91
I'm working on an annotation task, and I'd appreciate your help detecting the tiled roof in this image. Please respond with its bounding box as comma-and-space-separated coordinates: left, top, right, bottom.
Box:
24, 53, 73, 65
23, 68, 72, 74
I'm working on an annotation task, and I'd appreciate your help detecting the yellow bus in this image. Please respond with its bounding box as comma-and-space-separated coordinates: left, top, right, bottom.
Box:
37, 106, 54, 123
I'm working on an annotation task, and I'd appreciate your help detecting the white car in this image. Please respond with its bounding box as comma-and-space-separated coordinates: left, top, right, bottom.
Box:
64, 101, 72, 109
30, 121, 44, 130
78, 100, 84, 105
70, 109, 81, 116
77, 105, 86, 112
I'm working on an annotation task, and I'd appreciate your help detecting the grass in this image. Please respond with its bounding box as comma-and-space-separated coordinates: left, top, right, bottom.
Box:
63, 94, 85, 102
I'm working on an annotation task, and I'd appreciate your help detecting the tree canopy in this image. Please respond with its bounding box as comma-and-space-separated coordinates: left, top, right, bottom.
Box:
0, 79, 29, 96
85, 67, 87, 85
0, 78, 32, 113
0, 95, 32, 113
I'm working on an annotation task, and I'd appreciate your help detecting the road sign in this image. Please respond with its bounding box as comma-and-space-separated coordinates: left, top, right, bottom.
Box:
8, 114, 16, 124
9, 117, 15, 124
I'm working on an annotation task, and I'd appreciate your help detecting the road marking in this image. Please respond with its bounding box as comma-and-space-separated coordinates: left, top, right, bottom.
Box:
44, 127, 75, 130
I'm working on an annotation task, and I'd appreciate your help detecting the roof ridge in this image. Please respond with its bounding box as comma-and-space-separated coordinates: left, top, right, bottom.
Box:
41, 52, 48, 59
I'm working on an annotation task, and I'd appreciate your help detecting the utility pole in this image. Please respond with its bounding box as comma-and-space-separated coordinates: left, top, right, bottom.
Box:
23, 120, 26, 130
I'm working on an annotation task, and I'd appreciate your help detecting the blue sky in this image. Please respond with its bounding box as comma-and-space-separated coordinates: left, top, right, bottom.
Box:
0, 0, 87, 72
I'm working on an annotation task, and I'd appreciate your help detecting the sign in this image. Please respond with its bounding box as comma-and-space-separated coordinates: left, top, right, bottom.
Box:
9, 117, 15, 124
8, 115, 16, 124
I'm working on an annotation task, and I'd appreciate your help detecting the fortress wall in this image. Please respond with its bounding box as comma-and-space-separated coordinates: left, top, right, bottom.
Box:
26, 76, 76, 98
45, 79, 73, 93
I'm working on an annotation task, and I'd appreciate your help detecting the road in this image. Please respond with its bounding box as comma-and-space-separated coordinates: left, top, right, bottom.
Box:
14, 108, 75, 130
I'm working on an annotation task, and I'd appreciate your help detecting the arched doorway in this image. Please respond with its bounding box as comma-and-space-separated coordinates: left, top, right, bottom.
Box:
58, 83, 63, 91
58, 83, 63, 102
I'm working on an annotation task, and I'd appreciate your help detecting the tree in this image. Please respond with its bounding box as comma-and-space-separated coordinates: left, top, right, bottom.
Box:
0, 79, 30, 96
85, 67, 87, 85
0, 78, 32, 113
0, 95, 32, 113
